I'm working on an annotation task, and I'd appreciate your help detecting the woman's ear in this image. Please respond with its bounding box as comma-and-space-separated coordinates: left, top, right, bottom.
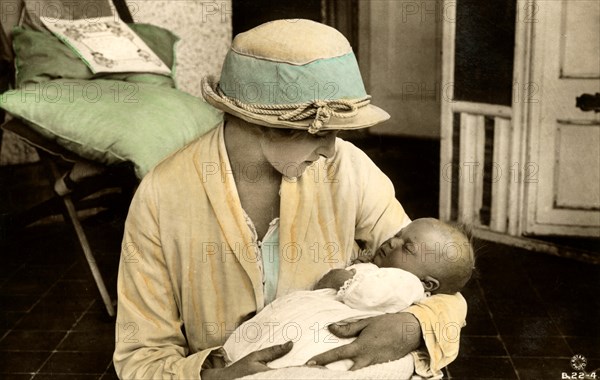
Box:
421, 276, 440, 292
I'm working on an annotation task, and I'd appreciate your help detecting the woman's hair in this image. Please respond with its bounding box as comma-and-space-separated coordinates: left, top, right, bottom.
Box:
258, 125, 307, 141
226, 114, 307, 141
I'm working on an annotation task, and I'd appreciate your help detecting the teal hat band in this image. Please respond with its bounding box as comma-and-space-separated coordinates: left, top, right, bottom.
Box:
218, 50, 367, 105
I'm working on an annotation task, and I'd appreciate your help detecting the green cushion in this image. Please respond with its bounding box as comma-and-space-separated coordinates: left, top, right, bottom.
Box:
0, 79, 223, 178
12, 24, 179, 88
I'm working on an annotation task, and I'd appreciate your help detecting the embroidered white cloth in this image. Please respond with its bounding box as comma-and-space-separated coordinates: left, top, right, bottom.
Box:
238, 357, 422, 380
223, 263, 426, 371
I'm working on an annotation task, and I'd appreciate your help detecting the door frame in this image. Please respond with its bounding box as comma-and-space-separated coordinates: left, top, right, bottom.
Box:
522, 0, 600, 237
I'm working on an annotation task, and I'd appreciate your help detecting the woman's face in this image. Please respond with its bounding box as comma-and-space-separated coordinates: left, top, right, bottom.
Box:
259, 128, 338, 178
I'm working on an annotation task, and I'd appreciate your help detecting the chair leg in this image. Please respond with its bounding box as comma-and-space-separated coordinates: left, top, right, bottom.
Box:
61, 193, 116, 317
44, 158, 116, 317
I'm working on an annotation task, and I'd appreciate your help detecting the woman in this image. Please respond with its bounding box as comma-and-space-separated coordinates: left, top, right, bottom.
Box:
114, 19, 467, 379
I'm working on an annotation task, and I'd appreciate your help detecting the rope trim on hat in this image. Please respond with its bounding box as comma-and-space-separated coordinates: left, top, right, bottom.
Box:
216, 86, 371, 134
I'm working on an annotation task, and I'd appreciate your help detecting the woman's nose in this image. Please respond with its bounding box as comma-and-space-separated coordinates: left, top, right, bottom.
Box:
315, 134, 336, 158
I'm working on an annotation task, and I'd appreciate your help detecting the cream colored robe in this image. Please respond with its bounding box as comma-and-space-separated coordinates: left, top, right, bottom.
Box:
113, 124, 466, 379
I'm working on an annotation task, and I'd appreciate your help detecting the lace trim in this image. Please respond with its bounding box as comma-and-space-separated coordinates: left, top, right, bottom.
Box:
337, 278, 353, 297
337, 271, 361, 299
241, 208, 279, 290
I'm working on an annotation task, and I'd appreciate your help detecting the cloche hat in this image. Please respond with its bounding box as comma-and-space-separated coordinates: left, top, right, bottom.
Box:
201, 19, 390, 134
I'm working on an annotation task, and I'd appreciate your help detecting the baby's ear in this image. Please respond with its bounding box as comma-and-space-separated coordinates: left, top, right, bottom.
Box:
421, 276, 440, 292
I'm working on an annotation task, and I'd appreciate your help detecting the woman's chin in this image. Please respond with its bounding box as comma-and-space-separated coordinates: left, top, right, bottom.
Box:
282, 162, 312, 178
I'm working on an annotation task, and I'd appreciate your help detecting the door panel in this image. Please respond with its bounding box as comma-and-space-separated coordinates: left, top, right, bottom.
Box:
555, 124, 600, 210
561, 0, 600, 77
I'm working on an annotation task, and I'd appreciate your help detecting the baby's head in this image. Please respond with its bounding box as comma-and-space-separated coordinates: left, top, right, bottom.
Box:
372, 218, 474, 295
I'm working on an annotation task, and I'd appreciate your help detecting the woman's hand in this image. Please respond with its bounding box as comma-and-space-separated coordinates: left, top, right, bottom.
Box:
201, 341, 293, 380
314, 268, 356, 290
306, 313, 421, 370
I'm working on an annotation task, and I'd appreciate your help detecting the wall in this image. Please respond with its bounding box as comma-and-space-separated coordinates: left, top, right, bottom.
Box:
128, 0, 231, 97
359, 0, 442, 138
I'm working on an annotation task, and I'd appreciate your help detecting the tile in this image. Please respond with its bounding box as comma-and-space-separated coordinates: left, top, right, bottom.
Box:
461, 283, 489, 317
447, 356, 517, 379
0, 295, 40, 312
494, 317, 562, 337
0, 330, 66, 351
503, 336, 573, 357
462, 313, 498, 336
553, 316, 600, 338
486, 297, 551, 318
100, 365, 119, 380
32, 374, 99, 380
14, 306, 82, 331
18, 242, 79, 267
72, 312, 115, 332
44, 281, 97, 300
0, 374, 35, 380
481, 281, 539, 301
87, 299, 115, 314
38, 351, 112, 375
32, 375, 100, 380
512, 357, 573, 379
62, 262, 94, 281
584, 359, 600, 376
0, 351, 50, 373
546, 302, 597, 322
0, 263, 25, 280
33, 296, 95, 313
522, 253, 600, 288
0, 269, 61, 297
57, 331, 115, 352
0, 312, 26, 330
63, 259, 118, 283
32, 281, 98, 313
537, 286, 598, 309
566, 337, 600, 359
458, 336, 508, 357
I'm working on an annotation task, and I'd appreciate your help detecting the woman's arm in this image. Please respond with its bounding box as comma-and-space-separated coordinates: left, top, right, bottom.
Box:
114, 174, 294, 379
307, 312, 422, 370
308, 294, 467, 373
404, 293, 468, 376
114, 176, 216, 379
201, 342, 294, 380
316, 142, 466, 371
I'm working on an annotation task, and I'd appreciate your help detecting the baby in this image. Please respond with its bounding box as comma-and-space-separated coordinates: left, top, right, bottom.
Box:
221, 218, 474, 372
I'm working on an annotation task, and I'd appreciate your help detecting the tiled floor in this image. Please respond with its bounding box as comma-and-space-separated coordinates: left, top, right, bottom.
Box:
0, 218, 121, 379
1, 137, 599, 379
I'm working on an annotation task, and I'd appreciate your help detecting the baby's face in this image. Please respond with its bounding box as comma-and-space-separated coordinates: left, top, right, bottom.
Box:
373, 218, 461, 279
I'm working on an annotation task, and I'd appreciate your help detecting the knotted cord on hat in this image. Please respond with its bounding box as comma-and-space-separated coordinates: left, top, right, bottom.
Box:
216, 86, 371, 134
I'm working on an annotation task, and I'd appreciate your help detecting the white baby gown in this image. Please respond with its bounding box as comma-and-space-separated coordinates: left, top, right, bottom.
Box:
223, 263, 426, 373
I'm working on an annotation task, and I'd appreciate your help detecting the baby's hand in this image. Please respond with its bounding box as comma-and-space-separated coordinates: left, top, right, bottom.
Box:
314, 268, 356, 290
352, 254, 373, 264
